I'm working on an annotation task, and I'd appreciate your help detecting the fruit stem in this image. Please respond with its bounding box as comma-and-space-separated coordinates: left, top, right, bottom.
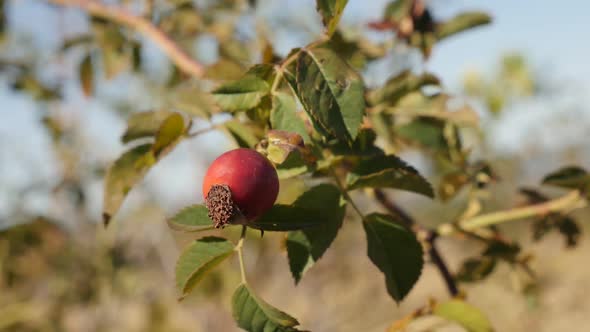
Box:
236, 226, 248, 284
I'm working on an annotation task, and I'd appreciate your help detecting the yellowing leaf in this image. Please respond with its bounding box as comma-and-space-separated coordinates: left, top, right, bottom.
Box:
434, 300, 494, 332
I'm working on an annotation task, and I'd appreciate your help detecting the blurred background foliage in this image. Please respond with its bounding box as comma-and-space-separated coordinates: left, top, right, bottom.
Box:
0, 0, 589, 331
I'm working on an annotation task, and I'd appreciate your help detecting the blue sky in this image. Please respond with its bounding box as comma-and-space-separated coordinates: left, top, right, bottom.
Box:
1, 0, 589, 225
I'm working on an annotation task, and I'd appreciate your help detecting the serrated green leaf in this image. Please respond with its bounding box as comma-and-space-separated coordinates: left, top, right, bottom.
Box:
363, 213, 423, 302
270, 92, 311, 143
153, 113, 186, 156
346, 154, 434, 198
176, 237, 234, 299
212, 75, 270, 112
286, 184, 345, 283
436, 12, 492, 41
542, 166, 590, 191
103, 144, 156, 225
316, 0, 349, 36
79, 54, 93, 97
232, 284, 302, 332
434, 300, 493, 332
122, 110, 176, 143
249, 184, 344, 232
456, 257, 496, 283
224, 120, 260, 148
295, 46, 366, 144
168, 204, 214, 232
367, 71, 439, 106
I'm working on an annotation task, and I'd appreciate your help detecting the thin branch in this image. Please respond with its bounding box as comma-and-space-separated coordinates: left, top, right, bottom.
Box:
457, 190, 586, 231
48, 0, 205, 78
426, 232, 459, 296
373, 189, 459, 297
186, 125, 219, 138
373, 189, 414, 229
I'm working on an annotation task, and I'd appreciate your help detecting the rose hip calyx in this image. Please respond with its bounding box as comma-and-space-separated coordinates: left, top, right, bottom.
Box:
205, 184, 244, 228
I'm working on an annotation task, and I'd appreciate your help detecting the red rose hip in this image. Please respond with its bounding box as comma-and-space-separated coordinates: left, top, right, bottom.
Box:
202, 148, 279, 228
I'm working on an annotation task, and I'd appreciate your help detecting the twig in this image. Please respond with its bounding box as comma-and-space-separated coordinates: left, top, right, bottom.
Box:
457, 190, 585, 231
373, 189, 414, 229
186, 125, 220, 138
426, 232, 459, 296
48, 0, 205, 78
373, 189, 459, 297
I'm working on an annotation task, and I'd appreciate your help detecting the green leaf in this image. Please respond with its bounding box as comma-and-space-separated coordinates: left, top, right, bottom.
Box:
61, 34, 94, 50
93, 22, 129, 79
248, 206, 321, 231
168, 204, 214, 232
295, 46, 366, 144
383, 0, 413, 21
103, 144, 156, 225
367, 71, 439, 106
328, 128, 383, 156
270, 92, 311, 143
542, 166, 590, 191
363, 213, 423, 302
212, 74, 270, 112
224, 120, 260, 148
153, 113, 186, 156
482, 241, 520, 262
232, 284, 302, 332
286, 184, 346, 283
131, 41, 142, 71
176, 236, 234, 299
436, 12, 492, 41
168, 85, 215, 118
346, 154, 434, 198
532, 214, 581, 248
204, 59, 245, 81
249, 184, 344, 232
79, 54, 94, 97
316, 0, 349, 36
433, 300, 493, 332
395, 117, 448, 150
121, 110, 176, 143
456, 257, 496, 283
104, 114, 187, 225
